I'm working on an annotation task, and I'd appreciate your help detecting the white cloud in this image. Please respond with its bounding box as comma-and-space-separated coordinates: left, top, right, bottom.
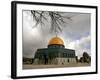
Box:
66, 35, 91, 58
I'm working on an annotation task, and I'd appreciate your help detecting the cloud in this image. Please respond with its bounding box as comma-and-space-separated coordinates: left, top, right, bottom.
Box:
22, 10, 91, 58
66, 35, 91, 58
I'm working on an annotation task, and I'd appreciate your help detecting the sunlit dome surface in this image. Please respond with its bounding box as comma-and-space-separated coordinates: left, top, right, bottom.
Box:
49, 36, 64, 45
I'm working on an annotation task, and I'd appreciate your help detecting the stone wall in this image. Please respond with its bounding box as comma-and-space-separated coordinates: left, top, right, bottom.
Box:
33, 57, 76, 65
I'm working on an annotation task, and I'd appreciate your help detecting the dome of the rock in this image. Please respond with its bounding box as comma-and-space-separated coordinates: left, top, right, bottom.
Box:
33, 36, 77, 65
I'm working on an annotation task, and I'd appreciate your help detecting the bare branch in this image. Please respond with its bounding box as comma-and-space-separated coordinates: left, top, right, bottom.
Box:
30, 10, 73, 35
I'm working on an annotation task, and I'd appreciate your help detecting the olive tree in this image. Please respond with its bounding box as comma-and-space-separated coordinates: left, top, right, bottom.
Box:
79, 52, 91, 63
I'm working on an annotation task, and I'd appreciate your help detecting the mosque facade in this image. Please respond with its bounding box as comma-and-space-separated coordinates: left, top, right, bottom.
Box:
33, 37, 77, 65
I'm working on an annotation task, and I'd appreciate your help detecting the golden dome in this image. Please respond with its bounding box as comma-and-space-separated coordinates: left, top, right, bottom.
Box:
49, 37, 64, 45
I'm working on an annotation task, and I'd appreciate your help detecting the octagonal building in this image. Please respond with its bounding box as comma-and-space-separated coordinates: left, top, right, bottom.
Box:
33, 37, 77, 65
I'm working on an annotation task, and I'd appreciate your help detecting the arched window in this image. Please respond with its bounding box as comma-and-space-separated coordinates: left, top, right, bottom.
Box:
68, 59, 69, 63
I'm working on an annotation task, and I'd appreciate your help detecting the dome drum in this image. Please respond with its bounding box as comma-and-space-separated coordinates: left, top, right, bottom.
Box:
48, 44, 65, 48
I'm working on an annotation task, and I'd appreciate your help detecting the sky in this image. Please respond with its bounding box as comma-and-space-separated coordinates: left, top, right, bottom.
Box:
23, 10, 91, 59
